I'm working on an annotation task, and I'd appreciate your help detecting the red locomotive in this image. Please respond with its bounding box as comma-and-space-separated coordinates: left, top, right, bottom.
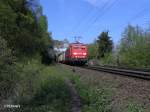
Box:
58, 42, 88, 65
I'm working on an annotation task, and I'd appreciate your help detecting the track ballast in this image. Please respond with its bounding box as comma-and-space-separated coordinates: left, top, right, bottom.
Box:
82, 65, 150, 80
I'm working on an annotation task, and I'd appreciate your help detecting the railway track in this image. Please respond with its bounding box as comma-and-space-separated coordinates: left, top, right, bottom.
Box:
82, 65, 150, 80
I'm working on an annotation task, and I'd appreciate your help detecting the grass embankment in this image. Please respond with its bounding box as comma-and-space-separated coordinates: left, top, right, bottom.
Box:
65, 66, 149, 112
70, 73, 113, 112
3, 62, 148, 112
11, 61, 71, 112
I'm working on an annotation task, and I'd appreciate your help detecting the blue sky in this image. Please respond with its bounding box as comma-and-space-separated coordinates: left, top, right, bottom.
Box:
40, 0, 150, 44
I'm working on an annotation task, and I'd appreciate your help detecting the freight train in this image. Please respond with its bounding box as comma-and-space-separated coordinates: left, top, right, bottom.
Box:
58, 42, 88, 65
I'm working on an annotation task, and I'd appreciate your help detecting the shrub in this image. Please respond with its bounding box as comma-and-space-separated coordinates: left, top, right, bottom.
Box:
0, 36, 18, 102
118, 25, 150, 68
14, 62, 70, 112
100, 53, 117, 65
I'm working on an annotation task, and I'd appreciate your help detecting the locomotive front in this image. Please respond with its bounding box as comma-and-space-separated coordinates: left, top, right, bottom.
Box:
65, 42, 88, 65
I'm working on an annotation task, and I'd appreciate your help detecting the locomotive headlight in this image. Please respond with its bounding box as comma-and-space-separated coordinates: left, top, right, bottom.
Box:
83, 53, 87, 55
73, 52, 77, 55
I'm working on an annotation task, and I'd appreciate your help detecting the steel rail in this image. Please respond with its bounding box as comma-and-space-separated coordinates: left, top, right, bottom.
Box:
83, 66, 150, 80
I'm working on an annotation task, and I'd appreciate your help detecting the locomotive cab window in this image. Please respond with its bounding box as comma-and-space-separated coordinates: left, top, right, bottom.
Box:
74, 47, 79, 49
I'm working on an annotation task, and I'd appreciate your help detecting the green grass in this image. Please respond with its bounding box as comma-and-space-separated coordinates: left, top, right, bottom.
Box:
126, 101, 150, 112
70, 75, 113, 112
12, 61, 72, 112
3, 62, 149, 112
127, 103, 144, 112
64, 67, 149, 112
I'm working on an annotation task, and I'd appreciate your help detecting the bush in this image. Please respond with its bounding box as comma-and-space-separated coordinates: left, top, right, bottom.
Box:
13, 61, 71, 112
118, 25, 150, 68
0, 36, 18, 102
99, 53, 117, 65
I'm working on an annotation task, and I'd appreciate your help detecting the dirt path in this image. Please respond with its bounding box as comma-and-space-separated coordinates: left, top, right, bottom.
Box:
65, 79, 82, 112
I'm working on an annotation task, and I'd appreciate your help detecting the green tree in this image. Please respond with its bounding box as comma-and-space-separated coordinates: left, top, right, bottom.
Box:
118, 25, 150, 68
0, 0, 53, 60
97, 31, 113, 58
0, 0, 54, 106
88, 41, 98, 59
